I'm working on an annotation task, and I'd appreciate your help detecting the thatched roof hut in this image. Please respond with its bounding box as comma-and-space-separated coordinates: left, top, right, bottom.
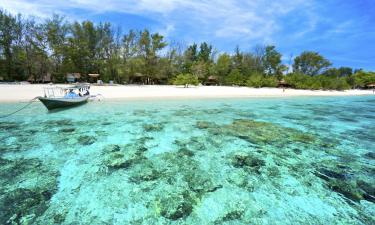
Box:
88, 73, 100, 78
88, 73, 100, 83
278, 79, 290, 88
129, 73, 145, 84
27, 73, 51, 83
66, 73, 81, 83
43, 73, 51, 82
205, 75, 218, 86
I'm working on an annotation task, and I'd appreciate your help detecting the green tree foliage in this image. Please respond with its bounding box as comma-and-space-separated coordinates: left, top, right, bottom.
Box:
138, 29, 168, 84
353, 70, 375, 88
182, 43, 198, 73
173, 73, 199, 87
263, 45, 282, 76
246, 73, 278, 88
215, 53, 231, 83
225, 69, 245, 86
293, 51, 331, 76
246, 73, 263, 87
232, 46, 243, 71
191, 61, 209, 81
285, 73, 351, 90
0, 10, 24, 80
1, 10, 373, 91
322, 67, 353, 78
198, 42, 213, 63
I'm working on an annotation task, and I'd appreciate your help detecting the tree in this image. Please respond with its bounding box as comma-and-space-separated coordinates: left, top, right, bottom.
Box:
246, 73, 263, 87
173, 73, 199, 87
215, 53, 231, 82
338, 67, 353, 77
354, 71, 375, 88
232, 46, 243, 71
45, 14, 69, 81
293, 51, 331, 76
246, 73, 277, 88
253, 44, 266, 73
198, 42, 212, 63
24, 19, 49, 82
165, 41, 184, 80
263, 45, 282, 76
191, 61, 208, 80
138, 29, 167, 84
225, 69, 244, 85
0, 10, 24, 80
322, 68, 340, 77
0, 10, 369, 90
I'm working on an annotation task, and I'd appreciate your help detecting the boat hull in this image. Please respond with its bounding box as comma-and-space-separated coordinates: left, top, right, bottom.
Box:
38, 96, 89, 110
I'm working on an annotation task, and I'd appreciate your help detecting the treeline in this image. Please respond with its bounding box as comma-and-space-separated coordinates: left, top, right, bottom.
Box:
1, 10, 374, 89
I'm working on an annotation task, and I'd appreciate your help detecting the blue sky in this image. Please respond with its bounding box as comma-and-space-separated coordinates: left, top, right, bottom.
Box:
2, 0, 375, 70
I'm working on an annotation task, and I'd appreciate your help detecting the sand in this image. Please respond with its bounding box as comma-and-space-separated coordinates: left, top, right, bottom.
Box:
0, 84, 373, 102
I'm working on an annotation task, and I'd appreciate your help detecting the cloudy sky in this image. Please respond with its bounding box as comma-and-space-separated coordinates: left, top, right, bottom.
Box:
2, 0, 375, 70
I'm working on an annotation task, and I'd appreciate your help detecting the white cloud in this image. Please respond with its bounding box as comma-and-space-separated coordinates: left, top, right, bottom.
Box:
1, 0, 317, 46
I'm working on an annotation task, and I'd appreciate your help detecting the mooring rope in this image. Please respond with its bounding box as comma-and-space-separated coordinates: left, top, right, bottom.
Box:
90, 94, 105, 101
0, 96, 40, 119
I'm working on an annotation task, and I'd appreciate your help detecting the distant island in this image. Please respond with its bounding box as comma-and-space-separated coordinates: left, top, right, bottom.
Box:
0, 10, 374, 90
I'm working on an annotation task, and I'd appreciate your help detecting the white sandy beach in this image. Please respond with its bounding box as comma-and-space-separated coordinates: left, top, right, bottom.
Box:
0, 84, 373, 102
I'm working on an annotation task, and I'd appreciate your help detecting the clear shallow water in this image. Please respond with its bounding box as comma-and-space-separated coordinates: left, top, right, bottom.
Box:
0, 96, 374, 224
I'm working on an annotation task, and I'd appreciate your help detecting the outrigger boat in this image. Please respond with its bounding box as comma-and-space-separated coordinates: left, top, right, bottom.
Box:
38, 85, 91, 110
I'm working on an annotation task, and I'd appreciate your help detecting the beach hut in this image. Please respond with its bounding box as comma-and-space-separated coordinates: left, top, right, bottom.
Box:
278, 79, 290, 88
27, 75, 35, 83
43, 73, 51, 83
26, 73, 51, 83
130, 73, 145, 84
66, 73, 81, 83
366, 83, 375, 93
88, 73, 100, 83
205, 76, 218, 86
0, 76, 3, 81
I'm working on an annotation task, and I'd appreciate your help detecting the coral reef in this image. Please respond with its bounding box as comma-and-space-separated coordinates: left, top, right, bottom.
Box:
0, 157, 58, 224
0, 96, 374, 224
77, 135, 96, 145
143, 123, 165, 132
158, 190, 196, 220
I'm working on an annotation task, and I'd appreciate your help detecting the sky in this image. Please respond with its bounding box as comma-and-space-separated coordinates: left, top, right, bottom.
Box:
2, 0, 375, 70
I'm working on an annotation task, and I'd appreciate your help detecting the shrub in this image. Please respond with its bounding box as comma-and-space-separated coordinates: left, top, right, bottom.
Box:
246, 73, 263, 87
261, 76, 278, 87
285, 73, 351, 90
354, 71, 375, 88
173, 73, 199, 87
246, 73, 278, 88
225, 69, 245, 86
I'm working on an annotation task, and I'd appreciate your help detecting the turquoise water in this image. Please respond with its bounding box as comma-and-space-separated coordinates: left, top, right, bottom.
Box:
1, 96, 374, 224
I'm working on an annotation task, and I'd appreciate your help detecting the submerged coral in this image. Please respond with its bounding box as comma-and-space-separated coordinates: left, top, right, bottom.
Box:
0, 157, 59, 224
158, 190, 196, 220
0, 96, 374, 224
315, 167, 375, 203
77, 135, 96, 145
102, 144, 146, 170
143, 123, 164, 132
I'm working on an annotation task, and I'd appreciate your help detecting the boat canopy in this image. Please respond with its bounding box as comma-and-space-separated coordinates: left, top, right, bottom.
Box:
63, 84, 90, 90
43, 84, 90, 98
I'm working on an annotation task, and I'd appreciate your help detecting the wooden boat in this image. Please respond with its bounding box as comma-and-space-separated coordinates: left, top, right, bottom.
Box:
38, 85, 91, 110
38, 95, 89, 110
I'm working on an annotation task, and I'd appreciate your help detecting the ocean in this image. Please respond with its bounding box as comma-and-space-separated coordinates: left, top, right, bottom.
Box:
1, 96, 374, 224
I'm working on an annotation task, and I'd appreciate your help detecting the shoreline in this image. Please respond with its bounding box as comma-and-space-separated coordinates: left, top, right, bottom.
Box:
0, 84, 373, 103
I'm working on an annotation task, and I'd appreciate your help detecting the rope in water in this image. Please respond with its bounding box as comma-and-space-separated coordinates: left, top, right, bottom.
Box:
90, 94, 105, 101
0, 96, 40, 119
0, 94, 104, 118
